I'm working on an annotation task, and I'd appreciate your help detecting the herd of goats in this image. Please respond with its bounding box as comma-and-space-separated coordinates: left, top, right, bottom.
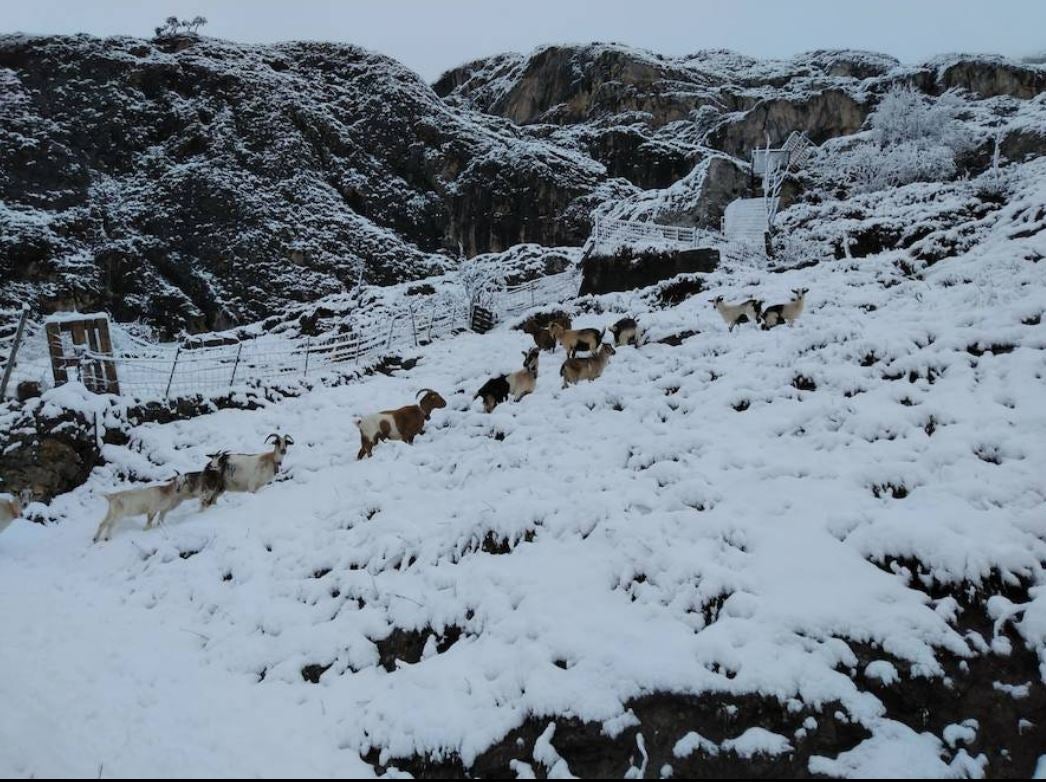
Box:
0, 289, 808, 543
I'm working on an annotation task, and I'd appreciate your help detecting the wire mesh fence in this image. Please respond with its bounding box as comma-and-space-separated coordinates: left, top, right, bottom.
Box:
1, 270, 580, 402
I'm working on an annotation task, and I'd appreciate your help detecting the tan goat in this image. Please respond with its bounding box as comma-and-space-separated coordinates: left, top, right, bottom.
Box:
560, 343, 616, 388
0, 489, 33, 536
547, 322, 604, 358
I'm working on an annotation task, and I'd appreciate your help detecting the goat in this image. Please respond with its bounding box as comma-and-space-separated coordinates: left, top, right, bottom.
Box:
523, 314, 571, 353
209, 433, 294, 494
475, 348, 540, 413
547, 322, 604, 358
179, 463, 227, 509
93, 477, 192, 542
530, 327, 558, 353
710, 296, 763, 332
356, 389, 447, 459
560, 343, 616, 388
760, 288, 808, 330
92, 457, 229, 543
0, 489, 33, 536
609, 317, 640, 347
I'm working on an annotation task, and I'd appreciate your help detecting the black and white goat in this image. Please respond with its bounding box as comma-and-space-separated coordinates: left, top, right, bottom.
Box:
710, 296, 763, 332
208, 433, 294, 493
760, 288, 808, 330
475, 348, 540, 413
609, 317, 641, 347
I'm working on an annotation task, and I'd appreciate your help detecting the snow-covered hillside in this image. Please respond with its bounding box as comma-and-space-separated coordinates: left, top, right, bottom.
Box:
2, 158, 1044, 777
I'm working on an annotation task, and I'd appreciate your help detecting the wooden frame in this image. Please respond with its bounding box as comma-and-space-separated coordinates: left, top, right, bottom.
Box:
45, 315, 120, 395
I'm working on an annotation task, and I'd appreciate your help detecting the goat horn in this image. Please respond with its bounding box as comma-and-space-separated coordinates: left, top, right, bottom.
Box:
266, 433, 279, 443
284, 435, 295, 445
416, 388, 434, 400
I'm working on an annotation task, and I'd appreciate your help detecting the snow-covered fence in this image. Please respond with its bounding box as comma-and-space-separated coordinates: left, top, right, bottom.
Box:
591, 216, 714, 254
497, 269, 579, 318
1, 271, 581, 402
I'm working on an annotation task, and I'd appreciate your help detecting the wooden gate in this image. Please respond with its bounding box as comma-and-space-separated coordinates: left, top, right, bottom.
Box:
470, 305, 497, 334
45, 315, 120, 395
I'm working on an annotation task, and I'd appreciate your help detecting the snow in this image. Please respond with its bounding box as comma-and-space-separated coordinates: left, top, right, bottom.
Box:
722, 727, 793, 758
942, 720, 978, 748
2, 121, 1046, 779
673, 730, 719, 758
864, 660, 899, 685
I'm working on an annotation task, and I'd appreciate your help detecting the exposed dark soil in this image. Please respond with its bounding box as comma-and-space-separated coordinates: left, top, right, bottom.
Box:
360, 559, 1046, 778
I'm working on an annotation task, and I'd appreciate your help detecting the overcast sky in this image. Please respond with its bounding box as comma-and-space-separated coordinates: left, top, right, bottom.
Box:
6, 0, 1044, 82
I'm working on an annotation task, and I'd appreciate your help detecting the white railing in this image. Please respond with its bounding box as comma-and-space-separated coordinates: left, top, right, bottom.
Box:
782, 131, 815, 169
497, 269, 580, 318
591, 216, 714, 254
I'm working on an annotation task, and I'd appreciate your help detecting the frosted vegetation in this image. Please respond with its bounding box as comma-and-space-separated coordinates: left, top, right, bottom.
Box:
811, 86, 975, 194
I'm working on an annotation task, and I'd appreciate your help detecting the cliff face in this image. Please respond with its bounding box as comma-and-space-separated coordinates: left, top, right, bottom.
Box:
0, 35, 607, 333
3, 35, 1044, 335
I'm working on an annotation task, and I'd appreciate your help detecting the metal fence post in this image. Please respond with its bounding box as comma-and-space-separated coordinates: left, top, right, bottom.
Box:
303, 337, 311, 377
409, 305, 418, 346
0, 304, 30, 400
229, 343, 243, 388
385, 318, 396, 351
165, 347, 181, 399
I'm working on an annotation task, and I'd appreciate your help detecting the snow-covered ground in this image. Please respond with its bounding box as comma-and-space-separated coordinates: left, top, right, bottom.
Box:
3, 176, 1045, 775
2, 144, 1046, 777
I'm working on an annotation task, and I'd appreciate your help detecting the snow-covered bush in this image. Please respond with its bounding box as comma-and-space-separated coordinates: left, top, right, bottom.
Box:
869, 87, 970, 150
813, 86, 975, 194
454, 258, 504, 312
836, 140, 957, 193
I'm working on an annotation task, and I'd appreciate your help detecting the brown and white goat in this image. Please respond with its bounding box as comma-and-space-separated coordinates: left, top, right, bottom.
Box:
547, 322, 604, 358
208, 433, 294, 494
560, 343, 616, 388
0, 489, 33, 535
710, 296, 763, 332
356, 389, 447, 459
475, 348, 540, 413
760, 288, 808, 330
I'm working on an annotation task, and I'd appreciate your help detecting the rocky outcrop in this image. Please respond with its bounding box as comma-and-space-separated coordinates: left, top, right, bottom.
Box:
5, 36, 1043, 338
584, 125, 701, 189
602, 154, 751, 230
0, 401, 102, 502
579, 246, 718, 295
0, 34, 609, 334
707, 89, 870, 157
439, 44, 716, 128
1001, 127, 1046, 163
936, 56, 1046, 99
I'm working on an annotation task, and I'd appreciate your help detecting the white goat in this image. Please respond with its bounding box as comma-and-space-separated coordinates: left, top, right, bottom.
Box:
0, 489, 33, 536
209, 433, 294, 493
93, 478, 193, 542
